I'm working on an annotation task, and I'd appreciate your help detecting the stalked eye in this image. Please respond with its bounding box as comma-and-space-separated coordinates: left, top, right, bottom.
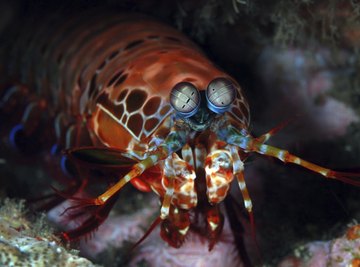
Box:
170, 82, 200, 118
206, 78, 236, 113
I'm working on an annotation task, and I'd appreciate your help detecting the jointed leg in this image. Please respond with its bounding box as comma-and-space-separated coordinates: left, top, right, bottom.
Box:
61, 126, 188, 241
160, 205, 191, 248
206, 204, 224, 251
250, 140, 360, 186
94, 149, 168, 205
131, 158, 176, 249
159, 153, 196, 247
229, 146, 253, 213
93, 126, 188, 205
181, 143, 195, 168
205, 145, 234, 204
227, 125, 360, 186
160, 156, 176, 219
229, 145, 261, 258
256, 117, 294, 143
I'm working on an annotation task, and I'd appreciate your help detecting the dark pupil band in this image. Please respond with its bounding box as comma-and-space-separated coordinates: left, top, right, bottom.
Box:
170, 82, 200, 117
206, 78, 235, 113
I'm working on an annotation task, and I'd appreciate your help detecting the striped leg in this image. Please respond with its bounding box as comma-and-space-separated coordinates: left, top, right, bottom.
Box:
250, 140, 360, 186
94, 149, 169, 205
160, 156, 176, 219
159, 153, 196, 247
161, 151, 197, 217
206, 204, 224, 251
181, 143, 195, 168
194, 143, 207, 171
205, 145, 234, 204
229, 146, 253, 216
132, 202, 192, 250
167, 153, 197, 209
160, 205, 191, 248
92, 126, 188, 205
60, 126, 188, 241
229, 145, 262, 257
256, 117, 294, 143
227, 126, 360, 187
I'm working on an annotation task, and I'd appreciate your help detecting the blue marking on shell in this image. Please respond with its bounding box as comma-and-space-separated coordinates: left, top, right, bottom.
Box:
51, 144, 60, 155
60, 155, 72, 177
9, 124, 24, 149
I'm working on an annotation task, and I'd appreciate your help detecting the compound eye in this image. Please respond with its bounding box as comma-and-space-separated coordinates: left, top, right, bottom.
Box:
206, 78, 236, 114
170, 82, 200, 118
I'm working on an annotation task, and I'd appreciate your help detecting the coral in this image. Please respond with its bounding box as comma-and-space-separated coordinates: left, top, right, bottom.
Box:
48, 195, 158, 258
0, 198, 98, 267
48, 196, 246, 267
129, 217, 244, 267
1, 0, 360, 266
278, 223, 360, 266
256, 46, 359, 142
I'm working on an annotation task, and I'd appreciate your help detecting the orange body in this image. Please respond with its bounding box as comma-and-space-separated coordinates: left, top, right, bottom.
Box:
1, 11, 249, 248
1, 10, 359, 253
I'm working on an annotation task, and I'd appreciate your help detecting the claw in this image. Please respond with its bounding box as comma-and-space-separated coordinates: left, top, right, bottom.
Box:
160, 206, 190, 248
60, 192, 120, 241
58, 126, 187, 242
206, 206, 224, 251
66, 146, 138, 169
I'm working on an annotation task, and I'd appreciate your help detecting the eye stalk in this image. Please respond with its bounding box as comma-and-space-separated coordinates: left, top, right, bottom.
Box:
206, 78, 236, 114
170, 82, 200, 118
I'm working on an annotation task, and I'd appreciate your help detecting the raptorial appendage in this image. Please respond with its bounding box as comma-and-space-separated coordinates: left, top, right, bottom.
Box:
3, 9, 359, 265
63, 95, 360, 251
61, 124, 189, 239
